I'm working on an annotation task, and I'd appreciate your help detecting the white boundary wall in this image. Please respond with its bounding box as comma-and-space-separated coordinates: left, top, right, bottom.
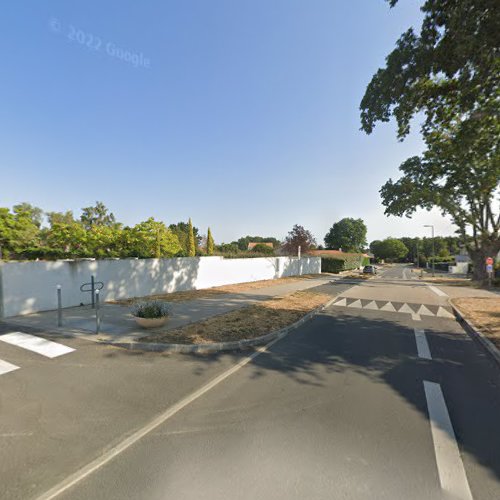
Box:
0, 256, 321, 318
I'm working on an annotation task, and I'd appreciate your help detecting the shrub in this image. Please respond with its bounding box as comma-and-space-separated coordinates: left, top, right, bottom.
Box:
321, 254, 364, 273
131, 300, 170, 318
251, 243, 274, 255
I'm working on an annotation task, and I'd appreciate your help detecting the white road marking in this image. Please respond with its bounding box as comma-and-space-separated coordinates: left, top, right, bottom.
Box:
35, 335, 285, 500
437, 307, 454, 319
411, 313, 421, 321
0, 332, 74, 358
417, 304, 435, 316
428, 285, 448, 297
0, 359, 20, 376
380, 302, 397, 312
423, 381, 473, 500
398, 303, 414, 314
414, 329, 432, 359
364, 300, 378, 310
333, 298, 347, 307
347, 299, 362, 308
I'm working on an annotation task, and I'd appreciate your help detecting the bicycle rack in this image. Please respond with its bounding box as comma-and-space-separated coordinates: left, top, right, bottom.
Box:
80, 275, 104, 308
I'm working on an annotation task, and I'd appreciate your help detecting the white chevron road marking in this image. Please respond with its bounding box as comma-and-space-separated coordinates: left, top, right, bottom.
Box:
0, 359, 20, 376
380, 302, 397, 312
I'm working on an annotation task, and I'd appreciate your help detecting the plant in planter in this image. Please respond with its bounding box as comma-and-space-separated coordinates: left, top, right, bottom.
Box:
131, 300, 170, 328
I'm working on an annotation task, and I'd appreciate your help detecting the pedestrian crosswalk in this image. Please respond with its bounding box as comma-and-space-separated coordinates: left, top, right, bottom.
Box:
331, 297, 455, 319
0, 331, 75, 378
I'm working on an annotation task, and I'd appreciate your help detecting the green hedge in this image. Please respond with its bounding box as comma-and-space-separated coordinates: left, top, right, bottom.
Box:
321, 255, 365, 273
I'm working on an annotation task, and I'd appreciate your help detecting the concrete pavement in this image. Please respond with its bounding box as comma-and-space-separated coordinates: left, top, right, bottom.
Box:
4, 275, 333, 342
1, 265, 499, 499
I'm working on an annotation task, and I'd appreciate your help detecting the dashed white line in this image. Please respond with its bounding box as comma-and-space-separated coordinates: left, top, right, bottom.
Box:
423, 381, 473, 500
0, 359, 20, 376
0, 332, 74, 358
414, 329, 432, 359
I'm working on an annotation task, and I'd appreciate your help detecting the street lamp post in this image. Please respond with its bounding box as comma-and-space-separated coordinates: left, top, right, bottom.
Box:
424, 225, 435, 277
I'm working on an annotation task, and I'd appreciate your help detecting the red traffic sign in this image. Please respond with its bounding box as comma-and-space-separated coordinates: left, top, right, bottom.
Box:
486, 257, 494, 265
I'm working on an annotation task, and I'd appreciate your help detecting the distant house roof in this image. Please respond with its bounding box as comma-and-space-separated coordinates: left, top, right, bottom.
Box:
247, 242, 274, 250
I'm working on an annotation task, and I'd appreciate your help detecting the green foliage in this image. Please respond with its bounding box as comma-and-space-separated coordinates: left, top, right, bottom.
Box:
131, 300, 170, 318
282, 225, 316, 255
220, 252, 278, 259
235, 236, 281, 251
124, 218, 182, 258
13, 203, 43, 228
250, 243, 274, 255
324, 218, 367, 252
187, 218, 196, 257
216, 242, 239, 254
168, 221, 202, 254
80, 201, 116, 229
207, 227, 215, 255
361, 0, 500, 280
46, 221, 89, 257
320, 254, 364, 273
370, 238, 409, 262
0, 205, 43, 258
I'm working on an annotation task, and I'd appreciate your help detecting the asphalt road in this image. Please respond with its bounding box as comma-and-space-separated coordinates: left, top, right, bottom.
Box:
1, 265, 499, 499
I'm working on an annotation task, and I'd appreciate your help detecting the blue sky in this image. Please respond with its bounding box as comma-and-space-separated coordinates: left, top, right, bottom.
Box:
1, 1, 456, 244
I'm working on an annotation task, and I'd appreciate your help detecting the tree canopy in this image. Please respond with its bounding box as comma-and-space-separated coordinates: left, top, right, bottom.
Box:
360, 0, 500, 279
282, 225, 316, 255
80, 201, 117, 229
324, 218, 367, 252
370, 238, 409, 262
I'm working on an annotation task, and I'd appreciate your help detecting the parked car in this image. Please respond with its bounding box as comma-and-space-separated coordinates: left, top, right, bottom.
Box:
363, 265, 377, 274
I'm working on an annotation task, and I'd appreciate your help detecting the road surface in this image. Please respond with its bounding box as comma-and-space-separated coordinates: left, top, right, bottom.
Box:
1, 265, 499, 499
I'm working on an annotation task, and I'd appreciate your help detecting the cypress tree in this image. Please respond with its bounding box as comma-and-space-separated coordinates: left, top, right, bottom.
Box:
188, 218, 196, 257
207, 227, 214, 255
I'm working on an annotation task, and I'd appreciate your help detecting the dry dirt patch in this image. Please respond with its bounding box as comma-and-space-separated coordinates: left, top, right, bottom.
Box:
452, 297, 500, 349
139, 290, 331, 344
109, 274, 322, 305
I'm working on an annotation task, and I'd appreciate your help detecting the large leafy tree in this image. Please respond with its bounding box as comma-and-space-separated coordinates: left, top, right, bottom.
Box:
324, 218, 367, 252
124, 218, 181, 258
360, 0, 500, 280
80, 201, 116, 230
0, 205, 42, 258
370, 238, 409, 262
282, 224, 316, 255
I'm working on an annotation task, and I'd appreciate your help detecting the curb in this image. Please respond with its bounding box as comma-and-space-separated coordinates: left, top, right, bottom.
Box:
100, 295, 340, 354
450, 300, 500, 368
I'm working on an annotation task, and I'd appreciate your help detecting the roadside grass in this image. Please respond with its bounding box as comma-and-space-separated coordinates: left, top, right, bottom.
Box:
138, 290, 331, 344
108, 274, 323, 305
452, 297, 500, 349
411, 269, 480, 287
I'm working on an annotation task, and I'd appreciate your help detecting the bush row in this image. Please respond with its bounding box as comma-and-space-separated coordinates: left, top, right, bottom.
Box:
320, 255, 369, 273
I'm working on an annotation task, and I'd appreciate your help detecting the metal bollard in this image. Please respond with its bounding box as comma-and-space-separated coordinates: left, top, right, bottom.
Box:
91, 275, 95, 309
95, 289, 101, 334
57, 285, 62, 327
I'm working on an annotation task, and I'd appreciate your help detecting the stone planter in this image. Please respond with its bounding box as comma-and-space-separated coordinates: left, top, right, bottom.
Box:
133, 316, 168, 329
